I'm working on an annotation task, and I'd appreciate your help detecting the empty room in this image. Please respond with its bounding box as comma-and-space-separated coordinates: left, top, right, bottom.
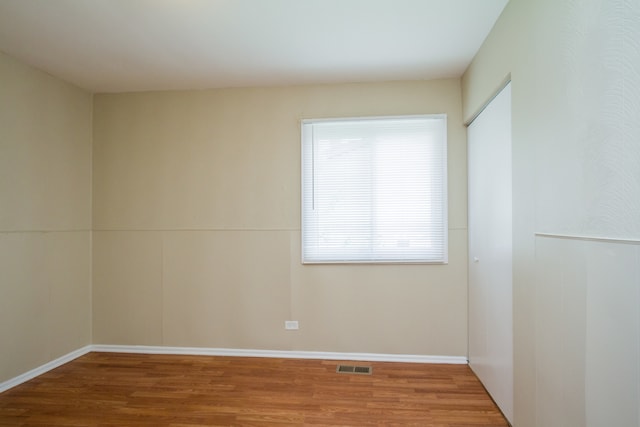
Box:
1, 0, 638, 426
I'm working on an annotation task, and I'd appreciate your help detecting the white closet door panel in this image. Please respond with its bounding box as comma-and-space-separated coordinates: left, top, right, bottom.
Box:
468, 82, 513, 423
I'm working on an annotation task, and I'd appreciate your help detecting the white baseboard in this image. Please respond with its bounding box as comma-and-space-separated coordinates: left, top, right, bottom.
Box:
1, 345, 467, 393
91, 344, 468, 365
0, 345, 92, 393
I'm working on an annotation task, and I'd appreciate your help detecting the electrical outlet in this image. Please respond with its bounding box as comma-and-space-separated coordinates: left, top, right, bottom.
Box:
285, 320, 299, 330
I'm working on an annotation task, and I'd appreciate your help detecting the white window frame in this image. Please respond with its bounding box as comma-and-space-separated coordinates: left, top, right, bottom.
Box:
301, 114, 448, 264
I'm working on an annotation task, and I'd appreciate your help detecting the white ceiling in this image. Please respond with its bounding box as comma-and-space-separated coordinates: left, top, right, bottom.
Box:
0, 0, 508, 93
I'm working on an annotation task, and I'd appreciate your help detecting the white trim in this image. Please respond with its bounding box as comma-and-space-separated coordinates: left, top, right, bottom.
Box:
0, 345, 467, 393
301, 114, 447, 125
90, 345, 467, 364
535, 232, 640, 245
464, 74, 512, 126
0, 345, 92, 393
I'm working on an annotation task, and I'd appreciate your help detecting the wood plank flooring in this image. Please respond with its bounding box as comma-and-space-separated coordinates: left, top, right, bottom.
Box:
0, 352, 509, 426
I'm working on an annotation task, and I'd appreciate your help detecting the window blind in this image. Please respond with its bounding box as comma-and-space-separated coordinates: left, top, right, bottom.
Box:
301, 115, 448, 263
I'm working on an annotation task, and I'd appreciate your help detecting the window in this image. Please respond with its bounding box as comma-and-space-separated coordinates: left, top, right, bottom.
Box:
301, 115, 448, 264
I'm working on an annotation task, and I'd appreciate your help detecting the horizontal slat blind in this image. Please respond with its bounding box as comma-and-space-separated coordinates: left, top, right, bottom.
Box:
302, 115, 447, 263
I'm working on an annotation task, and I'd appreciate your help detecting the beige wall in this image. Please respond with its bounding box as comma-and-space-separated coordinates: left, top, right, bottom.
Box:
463, 0, 640, 425
92, 79, 469, 357
0, 51, 92, 383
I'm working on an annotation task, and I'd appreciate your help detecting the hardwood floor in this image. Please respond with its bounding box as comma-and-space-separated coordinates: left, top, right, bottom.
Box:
0, 352, 509, 426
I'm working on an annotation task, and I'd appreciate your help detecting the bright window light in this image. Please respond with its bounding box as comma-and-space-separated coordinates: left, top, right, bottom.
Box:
301, 115, 448, 263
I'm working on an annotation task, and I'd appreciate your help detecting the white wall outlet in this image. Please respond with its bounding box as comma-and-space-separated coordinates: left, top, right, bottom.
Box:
285, 320, 299, 330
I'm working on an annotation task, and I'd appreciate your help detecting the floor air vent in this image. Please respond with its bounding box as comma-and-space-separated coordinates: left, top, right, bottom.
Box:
336, 364, 372, 375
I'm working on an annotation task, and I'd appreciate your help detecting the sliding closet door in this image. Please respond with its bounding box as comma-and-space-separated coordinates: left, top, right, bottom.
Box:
467, 82, 513, 423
